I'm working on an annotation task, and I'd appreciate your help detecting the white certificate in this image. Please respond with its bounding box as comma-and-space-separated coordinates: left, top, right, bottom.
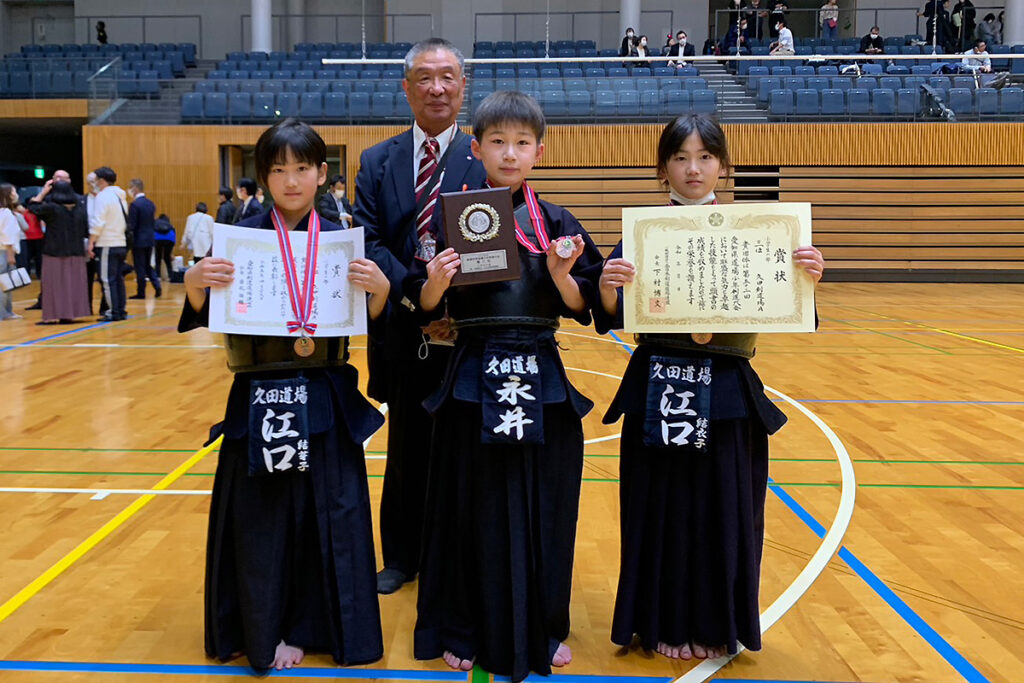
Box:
209, 223, 367, 337
622, 202, 815, 333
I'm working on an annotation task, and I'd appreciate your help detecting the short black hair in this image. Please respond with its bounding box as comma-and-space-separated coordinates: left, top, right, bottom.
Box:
656, 114, 731, 187
94, 166, 116, 183
237, 177, 257, 196
158, 213, 169, 221
984, 13, 995, 21
329, 174, 346, 186
253, 118, 326, 187
975, 38, 987, 48
130, 178, 144, 191
196, 201, 208, 213
218, 186, 233, 201
472, 90, 546, 142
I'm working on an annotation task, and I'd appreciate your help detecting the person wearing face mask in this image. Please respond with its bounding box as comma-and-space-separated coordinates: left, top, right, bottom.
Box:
620, 28, 637, 57
723, 18, 752, 55
769, 18, 794, 55
860, 26, 885, 54
316, 174, 353, 228
975, 12, 997, 45
631, 34, 652, 68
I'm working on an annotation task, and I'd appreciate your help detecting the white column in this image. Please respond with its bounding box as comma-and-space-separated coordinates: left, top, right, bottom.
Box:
251, 0, 272, 54
1006, 0, 1024, 45
620, 0, 641, 39
288, 0, 305, 51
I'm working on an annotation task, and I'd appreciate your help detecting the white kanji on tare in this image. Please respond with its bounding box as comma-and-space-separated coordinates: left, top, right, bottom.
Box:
260, 408, 300, 442
492, 406, 534, 440
262, 444, 296, 472
659, 385, 697, 417
496, 376, 535, 406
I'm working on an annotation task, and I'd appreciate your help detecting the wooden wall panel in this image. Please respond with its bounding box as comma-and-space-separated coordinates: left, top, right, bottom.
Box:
0, 99, 88, 118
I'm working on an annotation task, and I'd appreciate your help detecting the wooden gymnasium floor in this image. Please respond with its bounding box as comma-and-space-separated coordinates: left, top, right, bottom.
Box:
1, 280, 1022, 683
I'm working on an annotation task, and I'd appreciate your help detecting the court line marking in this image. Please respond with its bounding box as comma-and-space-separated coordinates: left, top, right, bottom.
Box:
0, 321, 110, 354
602, 331, 985, 683
839, 306, 1024, 355
0, 437, 221, 625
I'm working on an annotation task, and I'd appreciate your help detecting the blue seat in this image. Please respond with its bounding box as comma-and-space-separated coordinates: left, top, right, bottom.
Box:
215, 80, 239, 94
567, 90, 590, 115
204, 92, 227, 119
758, 77, 782, 103
295, 69, 315, 80
29, 71, 52, 95
928, 76, 951, 92
475, 67, 494, 79
747, 65, 769, 92
904, 76, 926, 92
328, 80, 351, 93
653, 66, 674, 77
783, 76, 805, 91
371, 91, 393, 117
607, 67, 628, 78
541, 78, 563, 91
818, 65, 838, 76
990, 44, 1010, 70
594, 90, 616, 116
769, 89, 794, 117
911, 65, 932, 75
820, 89, 845, 115
50, 70, 72, 95
353, 81, 374, 94
975, 87, 998, 116
252, 92, 275, 119
886, 64, 910, 75
276, 91, 299, 117
770, 66, 792, 76
862, 63, 883, 75
794, 66, 814, 76
496, 67, 515, 78
1000, 88, 1024, 114
193, 79, 216, 94
207, 69, 226, 80
678, 66, 699, 77
285, 81, 307, 94
872, 88, 895, 115
324, 92, 346, 118
663, 88, 689, 115
252, 70, 271, 81
880, 76, 902, 91
72, 70, 91, 95
300, 92, 324, 118
684, 77, 707, 90
947, 88, 973, 115
795, 88, 818, 115
239, 81, 260, 95
585, 67, 605, 78
631, 67, 651, 77
518, 67, 538, 79
857, 76, 878, 90
691, 89, 716, 114
616, 90, 639, 116
541, 90, 568, 116
847, 88, 870, 115
377, 80, 400, 93
228, 92, 252, 121
349, 91, 370, 117
896, 88, 920, 115
807, 77, 829, 91
952, 76, 975, 90
181, 92, 203, 121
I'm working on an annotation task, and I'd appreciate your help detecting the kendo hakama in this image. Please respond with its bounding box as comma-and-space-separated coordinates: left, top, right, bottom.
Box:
179, 212, 385, 670
595, 242, 788, 655
406, 193, 602, 682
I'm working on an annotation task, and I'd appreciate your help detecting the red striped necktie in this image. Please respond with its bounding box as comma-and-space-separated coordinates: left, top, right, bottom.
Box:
415, 137, 441, 241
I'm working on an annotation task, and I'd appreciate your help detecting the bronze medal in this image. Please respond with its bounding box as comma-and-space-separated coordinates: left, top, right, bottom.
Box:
691, 332, 713, 345
294, 336, 315, 357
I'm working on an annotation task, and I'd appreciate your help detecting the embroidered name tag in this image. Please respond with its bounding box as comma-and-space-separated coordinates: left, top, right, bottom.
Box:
642, 356, 712, 452
481, 342, 544, 445
247, 378, 311, 476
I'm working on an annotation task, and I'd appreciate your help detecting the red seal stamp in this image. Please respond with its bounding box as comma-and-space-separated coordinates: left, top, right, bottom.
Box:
649, 297, 666, 313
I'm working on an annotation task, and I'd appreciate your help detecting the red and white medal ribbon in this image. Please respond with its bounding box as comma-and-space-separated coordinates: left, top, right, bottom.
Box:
270, 207, 320, 336
487, 180, 550, 254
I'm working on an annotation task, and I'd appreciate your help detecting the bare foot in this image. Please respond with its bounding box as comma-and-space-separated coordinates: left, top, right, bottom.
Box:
442, 651, 474, 671
272, 641, 304, 670
551, 642, 573, 667
692, 642, 708, 659
679, 643, 693, 660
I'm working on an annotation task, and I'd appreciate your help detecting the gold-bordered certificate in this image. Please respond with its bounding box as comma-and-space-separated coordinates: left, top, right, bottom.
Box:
622, 202, 815, 333
209, 223, 367, 337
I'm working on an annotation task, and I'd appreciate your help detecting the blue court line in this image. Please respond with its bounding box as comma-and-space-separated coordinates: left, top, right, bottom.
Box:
0, 660, 462, 679
606, 329, 636, 355
0, 321, 110, 354
767, 480, 990, 683
605, 329, 989, 683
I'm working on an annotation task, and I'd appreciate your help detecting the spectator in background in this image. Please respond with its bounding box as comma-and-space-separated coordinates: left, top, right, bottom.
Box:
631, 34, 652, 68
254, 186, 270, 210
215, 186, 235, 224
317, 174, 353, 227
976, 13, 998, 45
744, 0, 767, 40
952, 0, 977, 52
1, 183, 23, 321
620, 28, 637, 57
820, 0, 840, 41
860, 26, 885, 54
233, 177, 262, 223
727, 0, 745, 28
27, 181, 90, 324
920, 0, 953, 51
126, 178, 161, 299
770, 17, 795, 55
667, 30, 696, 65
83, 171, 107, 317
153, 213, 175, 280
996, 11, 1004, 44
723, 18, 752, 54
88, 166, 128, 321
96, 21, 107, 45
182, 202, 214, 263
769, 1, 789, 38
19, 203, 44, 278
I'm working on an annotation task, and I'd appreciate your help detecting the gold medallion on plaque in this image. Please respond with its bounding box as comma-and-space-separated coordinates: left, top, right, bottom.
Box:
294, 336, 316, 357
691, 333, 713, 344
459, 203, 501, 242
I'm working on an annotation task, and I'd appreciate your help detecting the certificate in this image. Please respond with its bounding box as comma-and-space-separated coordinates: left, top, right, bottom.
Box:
209, 223, 367, 337
622, 202, 815, 333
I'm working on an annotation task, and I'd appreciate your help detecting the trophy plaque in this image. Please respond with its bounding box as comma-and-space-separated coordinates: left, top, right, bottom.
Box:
441, 187, 521, 286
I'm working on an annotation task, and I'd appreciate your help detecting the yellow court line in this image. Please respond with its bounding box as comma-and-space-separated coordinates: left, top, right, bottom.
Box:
0, 436, 222, 625
851, 309, 1024, 355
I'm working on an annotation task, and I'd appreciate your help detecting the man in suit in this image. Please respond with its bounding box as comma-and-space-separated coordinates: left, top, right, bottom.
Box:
215, 186, 235, 225
355, 37, 486, 595
126, 178, 161, 299
668, 29, 697, 65
316, 174, 353, 227
232, 177, 262, 224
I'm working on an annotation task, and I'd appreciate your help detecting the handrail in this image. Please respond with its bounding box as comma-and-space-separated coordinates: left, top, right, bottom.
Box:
472, 10, 675, 48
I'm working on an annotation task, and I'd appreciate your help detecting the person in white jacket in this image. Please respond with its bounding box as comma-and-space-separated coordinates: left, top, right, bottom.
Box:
181, 202, 214, 263
87, 166, 128, 321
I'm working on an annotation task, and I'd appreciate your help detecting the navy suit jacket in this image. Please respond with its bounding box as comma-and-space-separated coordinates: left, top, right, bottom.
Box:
355, 129, 487, 308
234, 197, 263, 224
128, 195, 157, 248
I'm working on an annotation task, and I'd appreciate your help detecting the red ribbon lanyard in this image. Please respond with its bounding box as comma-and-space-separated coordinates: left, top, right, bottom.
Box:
487, 181, 550, 254
270, 207, 320, 336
